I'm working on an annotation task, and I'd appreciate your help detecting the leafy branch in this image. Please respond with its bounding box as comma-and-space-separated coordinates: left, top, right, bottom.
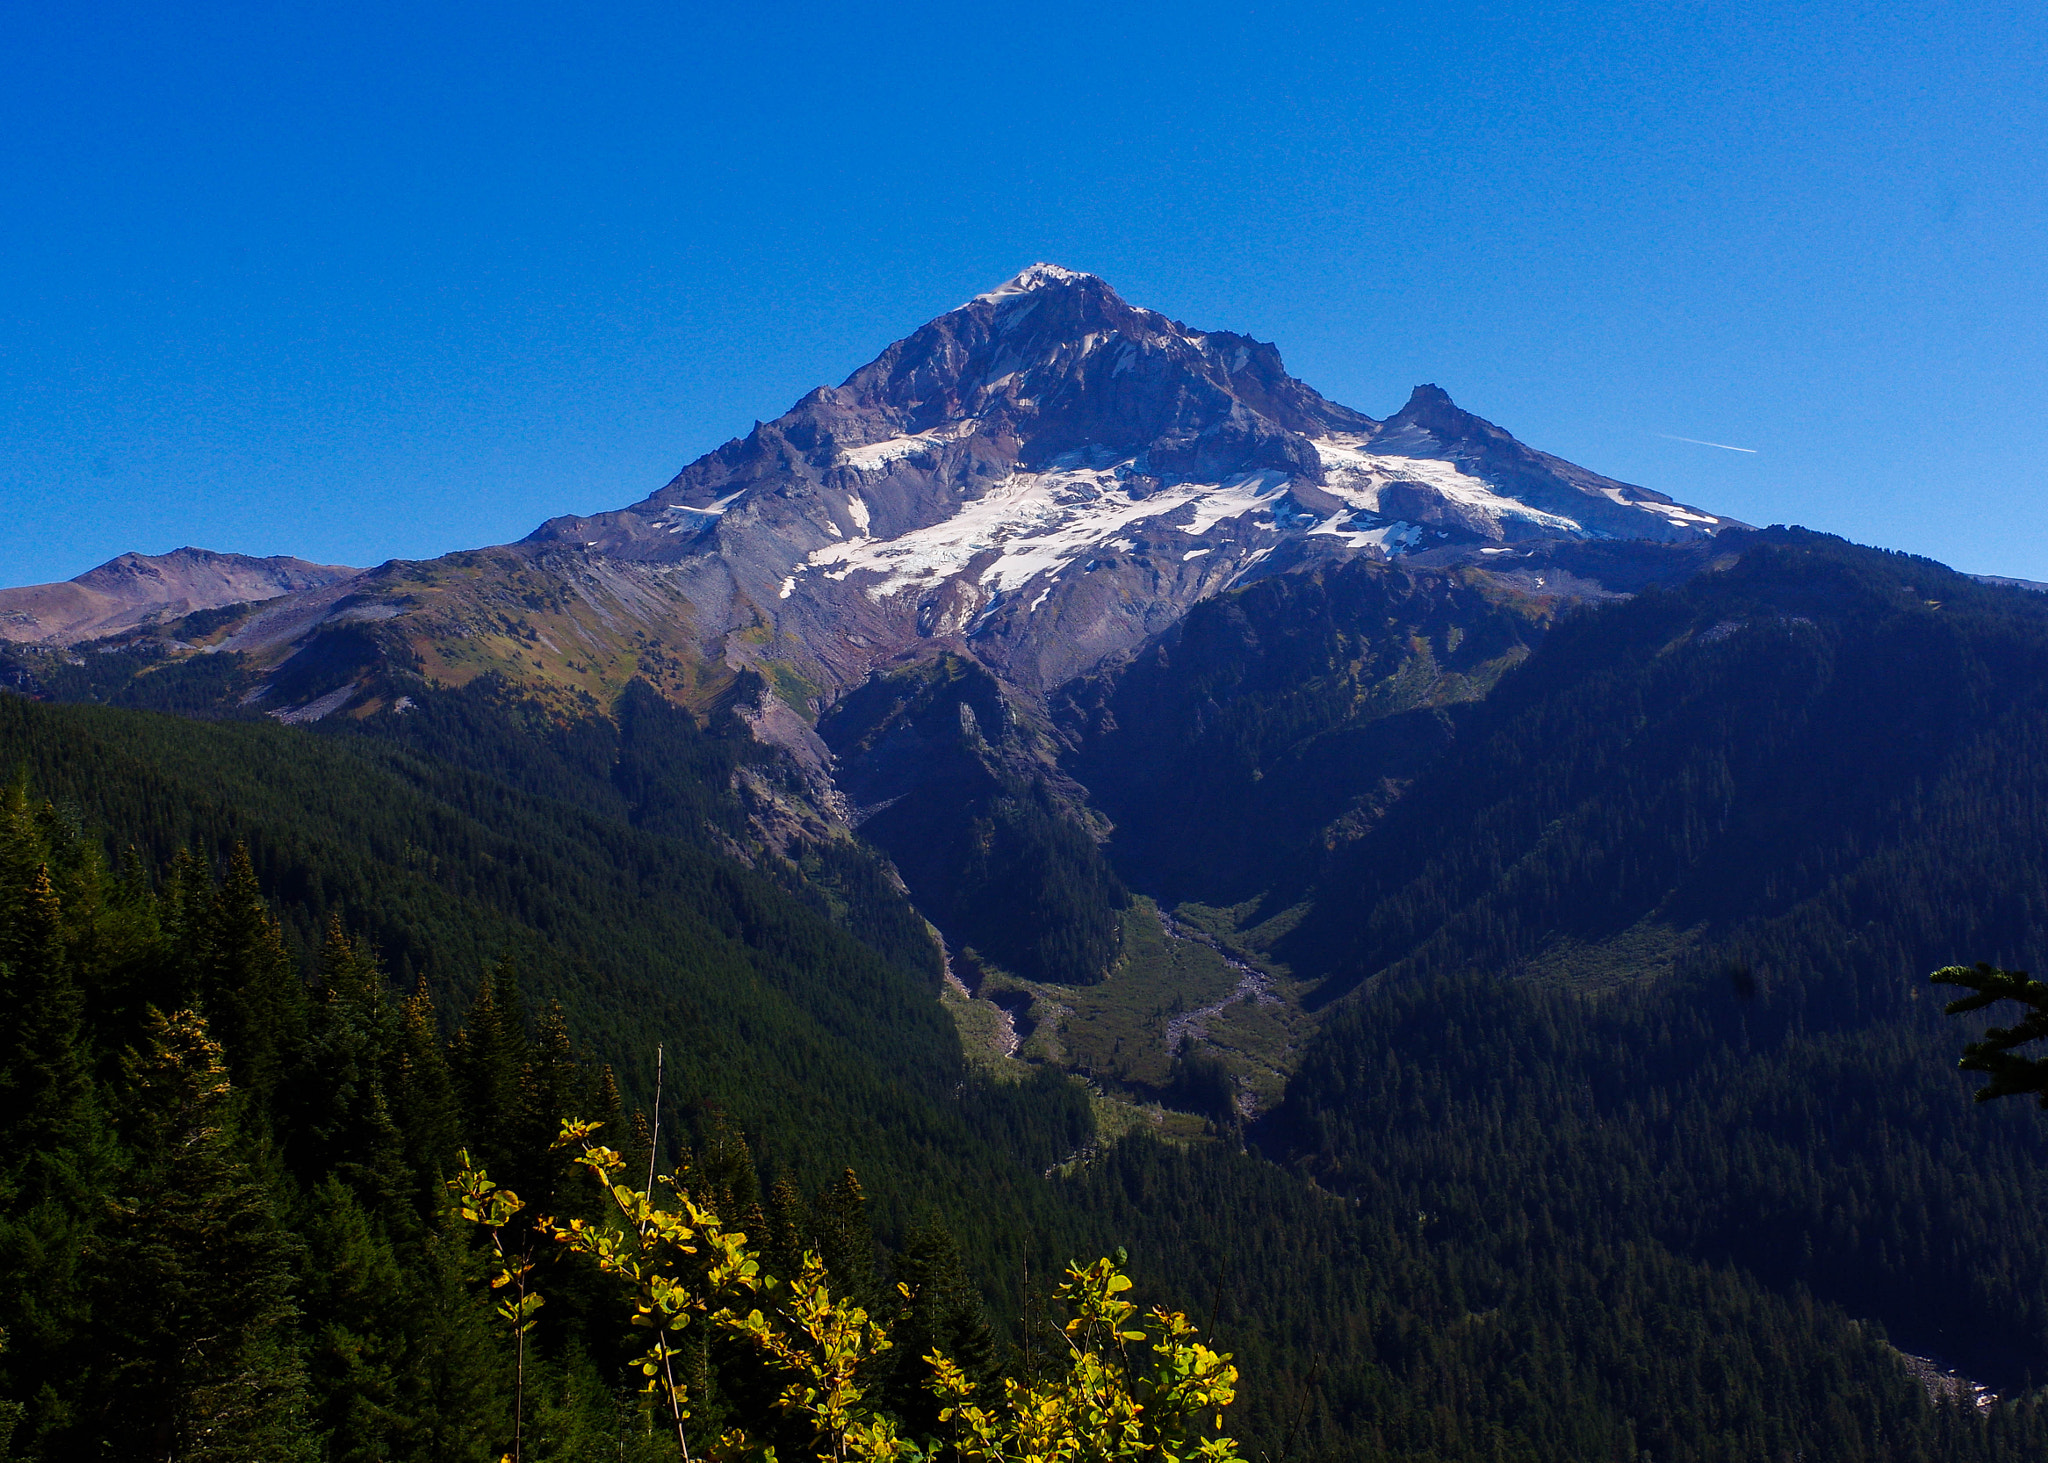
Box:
453, 1119, 1246, 1462
1930, 962, 2048, 1106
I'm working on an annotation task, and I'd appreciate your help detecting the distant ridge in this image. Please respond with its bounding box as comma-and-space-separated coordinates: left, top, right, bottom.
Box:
1973, 573, 2048, 594
0, 547, 360, 645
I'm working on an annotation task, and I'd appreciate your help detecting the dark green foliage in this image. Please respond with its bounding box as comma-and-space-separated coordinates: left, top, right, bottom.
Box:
1063, 555, 1542, 906
0, 707, 1099, 1457
264, 627, 397, 709
0, 799, 515, 1458
1133, 533, 2048, 1401
808, 1168, 879, 1313
7, 525, 2048, 1459
340, 672, 946, 988
1053, 1133, 2048, 1463
1165, 1045, 1237, 1127
166, 601, 262, 640
87, 1008, 314, 1461
1933, 962, 2048, 1105
1278, 531, 2048, 1001
0, 692, 1077, 1219
885, 1221, 998, 1434
18, 642, 265, 714
823, 656, 1129, 984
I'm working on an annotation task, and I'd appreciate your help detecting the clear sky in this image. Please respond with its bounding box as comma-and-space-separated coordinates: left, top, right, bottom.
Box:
4, 0, 2045, 587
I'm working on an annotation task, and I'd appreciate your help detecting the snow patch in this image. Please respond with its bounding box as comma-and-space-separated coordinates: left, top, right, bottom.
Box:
661, 490, 745, 533
1596, 485, 1719, 527
805, 461, 1294, 600
970, 262, 1091, 305
1313, 435, 1585, 536
839, 421, 979, 473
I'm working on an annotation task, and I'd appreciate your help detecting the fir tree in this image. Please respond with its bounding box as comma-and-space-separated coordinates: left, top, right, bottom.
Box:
188, 844, 307, 1113
886, 1220, 999, 1437
810, 1168, 878, 1314
392, 972, 461, 1221
452, 957, 530, 1184
86, 1008, 313, 1461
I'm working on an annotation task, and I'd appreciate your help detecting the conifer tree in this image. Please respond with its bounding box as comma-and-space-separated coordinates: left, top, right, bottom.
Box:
300, 916, 412, 1227
392, 972, 461, 1219
765, 1177, 814, 1291
887, 1221, 999, 1436
811, 1168, 879, 1314
522, 1001, 585, 1214
87, 1008, 313, 1460
0, 833, 112, 1457
0, 866, 89, 1164
453, 957, 531, 1183
300, 1175, 409, 1459
190, 844, 307, 1112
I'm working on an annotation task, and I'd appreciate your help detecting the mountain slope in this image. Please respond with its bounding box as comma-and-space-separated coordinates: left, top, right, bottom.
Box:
0, 692, 1091, 1225
0, 267, 1751, 980
1274, 530, 2048, 1001
13, 282, 2048, 1459
0, 546, 358, 645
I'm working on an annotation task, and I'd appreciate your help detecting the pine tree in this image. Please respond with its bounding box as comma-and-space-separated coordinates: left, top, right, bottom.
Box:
0, 827, 115, 1458
887, 1220, 999, 1436
595, 1064, 626, 1147
299, 1175, 409, 1460
810, 1167, 878, 1314
522, 1000, 585, 1214
452, 957, 531, 1184
764, 1176, 813, 1288
188, 844, 307, 1113
0, 865, 89, 1164
86, 1007, 314, 1461
392, 971, 461, 1218
298, 916, 412, 1228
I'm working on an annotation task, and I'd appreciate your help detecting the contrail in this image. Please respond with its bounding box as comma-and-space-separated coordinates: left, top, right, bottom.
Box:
1657, 433, 1757, 454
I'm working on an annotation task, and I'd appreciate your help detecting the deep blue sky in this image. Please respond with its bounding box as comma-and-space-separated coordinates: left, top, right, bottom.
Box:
5, 0, 2045, 586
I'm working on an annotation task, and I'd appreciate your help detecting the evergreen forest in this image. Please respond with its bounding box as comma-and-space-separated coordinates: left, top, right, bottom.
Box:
5, 529, 2048, 1460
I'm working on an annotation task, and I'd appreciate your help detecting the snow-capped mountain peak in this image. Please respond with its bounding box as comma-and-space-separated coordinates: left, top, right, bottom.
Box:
970, 262, 1098, 304
522, 271, 1741, 691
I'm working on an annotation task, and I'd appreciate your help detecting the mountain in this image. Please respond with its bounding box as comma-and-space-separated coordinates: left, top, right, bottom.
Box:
0, 265, 1733, 717
521, 263, 1739, 695
0, 546, 358, 645
11, 273, 2048, 1459
0, 267, 1754, 981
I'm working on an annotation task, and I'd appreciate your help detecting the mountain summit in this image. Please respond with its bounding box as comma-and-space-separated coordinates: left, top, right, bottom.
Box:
525, 265, 1738, 689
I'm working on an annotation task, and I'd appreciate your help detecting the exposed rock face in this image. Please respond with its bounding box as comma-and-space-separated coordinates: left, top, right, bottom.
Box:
523, 264, 1741, 696
11, 266, 1740, 749
0, 548, 360, 646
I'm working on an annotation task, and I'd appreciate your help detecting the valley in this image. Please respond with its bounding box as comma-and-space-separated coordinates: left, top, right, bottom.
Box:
4, 265, 2047, 1461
